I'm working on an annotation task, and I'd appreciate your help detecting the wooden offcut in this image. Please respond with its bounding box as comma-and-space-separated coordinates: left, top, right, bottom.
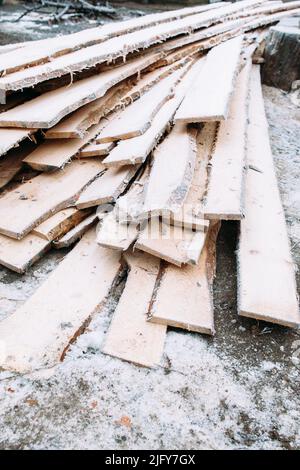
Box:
80, 142, 115, 158
97, 212, 138, 251
53, 213, 98, 248
0, 128, 34, 158
33, 208, 91, 241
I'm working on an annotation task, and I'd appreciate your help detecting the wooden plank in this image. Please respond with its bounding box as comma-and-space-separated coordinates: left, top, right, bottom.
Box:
0, 159, 104, 239
80, 142, 115, 158
149, 222, 220, 334
165, 122, 217, 231
135, 219, 207, 267
0, 1, 265, 96
0, 3, 225, 76
96, 66, 187, 143
76, 165, 140, 209
204, 62, 251, 220
32, 207, 91, 241
102, 250, 166, 368
116, 165, 150, 224
97, 212, 138, 251
0, 52, 163, 129
238, 0, 300, 18
53, 213, 98, 248
238, 65, 300, 328
0, 228, 122, 373
23, 119, 112, 171
0, 140, 37, 189
102, 58, 204, 168
0, 128, 34, 158
175, 35, 243, 123
0, 233, 50, 274
140, 122, 198, 220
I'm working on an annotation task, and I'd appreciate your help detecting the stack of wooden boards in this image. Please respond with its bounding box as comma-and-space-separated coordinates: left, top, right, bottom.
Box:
0, 0, 299, 373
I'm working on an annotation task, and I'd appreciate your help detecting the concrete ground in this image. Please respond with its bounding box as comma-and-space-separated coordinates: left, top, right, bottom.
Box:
0, 4, 299, 450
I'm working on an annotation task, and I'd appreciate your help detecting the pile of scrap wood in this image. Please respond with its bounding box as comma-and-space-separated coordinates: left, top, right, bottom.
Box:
0, 0, 299, 373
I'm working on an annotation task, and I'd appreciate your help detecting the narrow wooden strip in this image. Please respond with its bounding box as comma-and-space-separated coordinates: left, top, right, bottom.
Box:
0, 228, 122, 373
204, 62, 251, 220
0, 128, 34, 157
140, 122, 198, 220
175, 35, 243, 122
97, 212, 138, 251
0, 52, 162, 129
0, 1, 264, 95
149, 222, 220, 334
238, 65, 300, 328
53, 213, 98, 248
80, 142, 115, 158
135, 219, 207, 267
0, 159, 104, 239
103, 58, 204, 168
32, 207, 91, 241
103, 251, 166, 368
96, 67, 187, 143
76, 165, 140, 209
0, 140, 37, 189
116, 165, 150, 224
0, 233, 50, 274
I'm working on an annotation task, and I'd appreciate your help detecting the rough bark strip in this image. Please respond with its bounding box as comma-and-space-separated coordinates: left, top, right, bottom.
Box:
33, 207, 91, 241
102, 250, 167, 368
53, 213, 98, 249
238, 65, 300, 328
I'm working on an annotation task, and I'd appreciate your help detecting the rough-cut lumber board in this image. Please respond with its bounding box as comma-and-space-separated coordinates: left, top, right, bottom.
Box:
166, 122, 217, 231
76, 165, 140, 209
44, 85, 130, 139
97, 212, 138, 251
96, 67, 187, 143
0, 159, 104, 239
0, 1, 265, 97
0, 228, 122, 373
140, 122, 198, 220
53, 213, 98, 248
0, 3, 225, 77
175, 35, 243, 123
32, 207, 91, 241
238, 0, 300, 18
238, 66, 300, 328
135, 219, 207, 267
116, 165, 150, 224
103, 58, 204, 168
0, 128, 34, 158
0, 52, 163, 129
102, 251, 166, 368
204, 62, 251, 220
149, 222, 220, 334
0, 140, 37, 189
80, 142, 115, 158
23, 119, 112, 171
0, 233, 50, 274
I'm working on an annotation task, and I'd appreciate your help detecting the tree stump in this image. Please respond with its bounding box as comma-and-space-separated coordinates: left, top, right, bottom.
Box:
262, 17, 300, 92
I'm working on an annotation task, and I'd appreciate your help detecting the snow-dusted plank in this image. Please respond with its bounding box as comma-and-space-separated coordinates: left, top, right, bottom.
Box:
238, 66, 300, 328
0, 159, 104, 239
103, 58, 204, 168
149, 222, 220, 334
0, 128, 34, 157
175, 36, 244, 122
135, 219, 207, 267
0, 52, 162, 129
103, 251, 166, 368
53, 213, 98, 248
80, 142, 115, 158
0, 228, 122, 373
32, 207, 91, 241
0, 3, 224, 76
165, 122, 217, 231
0, 1, 264, 96
23, 120, 111, 171
140, 122, 198, 220
76, 165, 140, 209
0, 232, 50, 274
97, 212, 138, 251
204, 62, 251, 220
96, 67, 187, 143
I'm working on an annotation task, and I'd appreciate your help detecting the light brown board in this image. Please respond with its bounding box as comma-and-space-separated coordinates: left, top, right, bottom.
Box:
102, 251, 167, 368
204, 62, 251, 220
0, 228, 122, 373
238, 65, 300, 328
97, 212, 138, 251
80, 142, 115, 158
53, 213, 98, 248
33, 207, 91, 241
0, 128, 34, 157
0, 159, 104, 239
